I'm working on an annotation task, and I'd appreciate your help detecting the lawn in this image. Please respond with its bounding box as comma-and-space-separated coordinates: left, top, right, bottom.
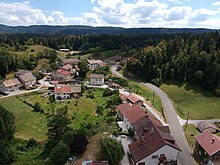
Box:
0, 97, 47, 141
183, 124, 200, 150
160, 82, 220, 120
127, 81, 163, 112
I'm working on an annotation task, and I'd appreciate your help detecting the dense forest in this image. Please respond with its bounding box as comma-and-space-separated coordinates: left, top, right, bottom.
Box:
126, 32, 220, 96
0, 24, 217, 35
0, 32, 220, 95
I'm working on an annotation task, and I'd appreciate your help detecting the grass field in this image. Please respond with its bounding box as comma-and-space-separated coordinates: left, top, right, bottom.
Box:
183, 124, 200, 150
160, 82, 220, 120
0, 97, 47, 141
128, 81, 163, 112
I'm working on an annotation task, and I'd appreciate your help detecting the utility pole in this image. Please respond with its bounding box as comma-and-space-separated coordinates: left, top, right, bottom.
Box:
184, 110, 189, 130
152, 91, 155, 105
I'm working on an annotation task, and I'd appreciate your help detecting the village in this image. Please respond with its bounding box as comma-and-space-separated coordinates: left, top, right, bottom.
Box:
0, 53, 219, 165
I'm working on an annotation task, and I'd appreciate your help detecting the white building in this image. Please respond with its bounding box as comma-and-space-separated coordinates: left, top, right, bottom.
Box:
18, 73, 36, 88
87, 60, 106, 70
0, 78, 22, 94
90, 74, 104, 85
54, 84, 81, 100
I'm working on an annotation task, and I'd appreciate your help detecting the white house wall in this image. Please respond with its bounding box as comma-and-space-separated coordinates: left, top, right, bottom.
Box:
136, 145, 180, 165
90, 78, 104, 85
54, 93, 71, 100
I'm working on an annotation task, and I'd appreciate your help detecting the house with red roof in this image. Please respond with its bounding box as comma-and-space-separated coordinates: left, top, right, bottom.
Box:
87, 60, 106, 70
195, 130, 220, 164
54, 84, 81, 100
129, 124, 181, 165
127, 94, 143, 106
52, 69, 72, 82
116, 102, 181, 165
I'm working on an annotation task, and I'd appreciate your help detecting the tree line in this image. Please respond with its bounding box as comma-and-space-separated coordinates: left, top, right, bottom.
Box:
126, 32, 220, 96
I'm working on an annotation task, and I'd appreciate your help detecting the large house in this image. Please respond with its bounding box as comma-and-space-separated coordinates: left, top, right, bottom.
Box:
52, 69, 72, 82
18, 73, 36, 88
15, 69, 31, 77
61, 58, 80, 66
54, 84, 81, 100
87, 60, 106, 70
116, 102, 181, 165
0, 78, 22, 94
129, 124, 181, 165
90, 74, 104, 85
195, 130, 220, 165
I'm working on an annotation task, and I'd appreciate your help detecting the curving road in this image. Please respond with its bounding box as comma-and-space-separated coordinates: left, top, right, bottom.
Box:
111, 65, 196, 165
142, 83, 195, 165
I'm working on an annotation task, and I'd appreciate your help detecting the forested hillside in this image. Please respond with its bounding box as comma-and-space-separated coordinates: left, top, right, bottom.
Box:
0, 32, 220, 95
0, 24, 217, 35
126, 32, 220, 96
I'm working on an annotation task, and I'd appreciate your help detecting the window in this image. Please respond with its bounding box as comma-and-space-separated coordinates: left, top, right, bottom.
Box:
138, 162, 145, 165
152, 155, 158, 159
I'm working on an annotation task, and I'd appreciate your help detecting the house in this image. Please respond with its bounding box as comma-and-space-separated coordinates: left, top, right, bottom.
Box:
195, 130, 220, 165
18, 73, 36, 88
116, 102, 132, 119
54, 84, 81, 100
127, 94, 144, 106
61, 58, 80, 66
61, 64, 73, 72
0, 78, 22, 94
118, 104, 146, 130
87, 60, 106, 70
90, 74, 104, 85
129, 125, 181, 165
80, 160, 109, 165
52, 69, 72, 82
109, 82, 120, 89
197, 121, 219, 133
15, 69, 31, 77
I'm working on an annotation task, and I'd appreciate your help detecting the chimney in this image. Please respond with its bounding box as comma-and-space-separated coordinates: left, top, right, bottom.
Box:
211, 137, 215, 144
141, 134, 145, 143
151, 127, 154, 134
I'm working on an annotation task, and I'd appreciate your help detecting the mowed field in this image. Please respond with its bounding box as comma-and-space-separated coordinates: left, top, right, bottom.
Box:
160, 83, 220, 120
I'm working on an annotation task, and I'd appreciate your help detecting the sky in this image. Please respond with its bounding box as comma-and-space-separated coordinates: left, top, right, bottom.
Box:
1, 0, 220, 28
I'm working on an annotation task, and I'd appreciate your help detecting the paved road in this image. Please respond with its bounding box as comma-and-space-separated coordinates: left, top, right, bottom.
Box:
111, 65, 195, 165
142, 83, 196, 165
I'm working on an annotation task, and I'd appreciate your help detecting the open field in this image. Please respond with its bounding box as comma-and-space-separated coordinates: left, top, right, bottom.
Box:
0, 96, 47, 141
160, 82, 220, 120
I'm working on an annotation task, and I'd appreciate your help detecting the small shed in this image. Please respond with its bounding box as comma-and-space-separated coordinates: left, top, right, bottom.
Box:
197, 121, 219, 133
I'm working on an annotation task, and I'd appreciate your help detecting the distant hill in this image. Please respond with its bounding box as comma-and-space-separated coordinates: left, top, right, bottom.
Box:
0, 24, 218, 35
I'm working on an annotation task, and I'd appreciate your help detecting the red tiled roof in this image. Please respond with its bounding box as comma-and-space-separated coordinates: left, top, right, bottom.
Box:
123, 105, 146, 124
61, 64, 72, 70
129, 125, 180, 163
195, 130, 220, 156
127, 94, 142, 104
90, 74, 104, 79
116, 103, 132, 114
132, 114, 163, 139
54, 85, 72, 93
56, 69, 70, 76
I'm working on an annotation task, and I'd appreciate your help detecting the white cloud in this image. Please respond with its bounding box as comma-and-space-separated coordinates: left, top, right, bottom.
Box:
0, 0, 220, 29
212, 1, 220, 6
